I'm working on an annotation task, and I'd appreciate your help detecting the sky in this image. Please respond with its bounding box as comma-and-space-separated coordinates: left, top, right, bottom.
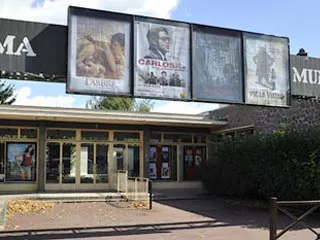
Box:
0, 0, 319, 113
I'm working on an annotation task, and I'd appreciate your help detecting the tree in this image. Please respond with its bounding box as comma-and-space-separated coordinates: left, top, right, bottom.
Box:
86, 96, 154, 112
0, 80, 16, 105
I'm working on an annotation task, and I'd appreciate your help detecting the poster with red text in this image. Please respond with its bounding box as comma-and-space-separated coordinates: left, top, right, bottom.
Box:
135, 20, 190, 100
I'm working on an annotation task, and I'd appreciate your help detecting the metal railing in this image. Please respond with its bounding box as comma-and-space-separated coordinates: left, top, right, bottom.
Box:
127, 177, 149, 201
109, 170, 152, 209
270, 197, 320, 240
117, 170, 128, 193
109, 170, 128, 192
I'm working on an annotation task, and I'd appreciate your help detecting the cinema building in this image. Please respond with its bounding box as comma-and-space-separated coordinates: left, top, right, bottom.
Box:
0, 105, 226, 193
0, 54, 319, 193
0, 7, 317, 194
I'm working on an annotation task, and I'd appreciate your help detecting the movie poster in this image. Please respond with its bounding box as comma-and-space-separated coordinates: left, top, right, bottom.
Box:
193, 29, 243, 103
149, 163, 157, 179
68, 14, 131, 95
244, 33, 290, 107
161, 162, 170, 179
6, 143, 36, 181
149, 147, 157, 179
135, 20, 190, 100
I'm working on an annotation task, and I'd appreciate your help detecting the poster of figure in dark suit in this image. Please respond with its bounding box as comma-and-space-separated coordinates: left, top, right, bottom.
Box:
135, 19, 190, 100
192, 27, 243, 103
244, 33, 290, 107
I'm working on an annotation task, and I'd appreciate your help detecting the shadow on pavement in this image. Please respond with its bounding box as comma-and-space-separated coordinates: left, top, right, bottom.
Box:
155, 198, 320, 231
0, 220, 228, 240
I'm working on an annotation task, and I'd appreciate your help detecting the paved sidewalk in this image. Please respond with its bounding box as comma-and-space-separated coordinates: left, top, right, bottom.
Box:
0, 199, 319, 240
0, 200, 6, 231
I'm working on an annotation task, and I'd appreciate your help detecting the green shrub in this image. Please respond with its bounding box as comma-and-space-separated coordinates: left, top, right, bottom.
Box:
202, 127, 320, 200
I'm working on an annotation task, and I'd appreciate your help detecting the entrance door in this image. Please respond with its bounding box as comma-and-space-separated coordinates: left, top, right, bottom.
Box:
80, 143, 109, 184
183, 146, 206, 180
149, 145, 177, 180
46, 142, 76, 189
113, 144, 140, 177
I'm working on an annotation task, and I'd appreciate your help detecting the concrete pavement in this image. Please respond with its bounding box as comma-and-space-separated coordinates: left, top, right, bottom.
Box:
0, 198, 319, 239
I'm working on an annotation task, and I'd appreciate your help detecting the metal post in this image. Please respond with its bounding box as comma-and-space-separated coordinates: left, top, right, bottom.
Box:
134, 178, 138, 201
270, 197, 278, 240
148, 180, 153, 210
117, 172, 120, 193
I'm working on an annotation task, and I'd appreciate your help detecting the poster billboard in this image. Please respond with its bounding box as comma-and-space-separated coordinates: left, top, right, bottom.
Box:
67, 8, 132, 96
6, 143, 36, 181
192, 26, 243, 103
244, 33, 290, 107
135, 18, 191, 100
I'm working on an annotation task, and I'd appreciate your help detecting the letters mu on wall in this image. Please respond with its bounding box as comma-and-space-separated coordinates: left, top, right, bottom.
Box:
0, 6, 291, 107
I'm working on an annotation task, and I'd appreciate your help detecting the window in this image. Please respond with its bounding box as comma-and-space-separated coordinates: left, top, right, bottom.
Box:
0, 128, 18, 139
150, 132, 162, 143
163, 134, 180, 143
194, 134, 207, 143
21, 128, 38, 139
114, 132, 140, 142
47, 130, 76, 140
180, 134, 192, 143
81, 131, 109, 141
163, 133, 192, 143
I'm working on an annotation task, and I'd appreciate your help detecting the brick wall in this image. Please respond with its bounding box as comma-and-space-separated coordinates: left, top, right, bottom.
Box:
208, 98, 320, 133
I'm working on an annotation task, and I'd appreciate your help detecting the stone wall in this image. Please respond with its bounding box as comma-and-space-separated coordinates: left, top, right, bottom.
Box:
208, 98, 320, 133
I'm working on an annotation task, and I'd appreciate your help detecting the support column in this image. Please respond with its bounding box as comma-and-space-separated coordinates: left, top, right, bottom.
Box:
38, 122, 46, 192
177, 144, 183, 182
143, 127, 151, 178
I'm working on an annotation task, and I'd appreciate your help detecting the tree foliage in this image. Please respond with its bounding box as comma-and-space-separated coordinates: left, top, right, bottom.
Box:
0, 80, 16, 105
86, 96, 154, 112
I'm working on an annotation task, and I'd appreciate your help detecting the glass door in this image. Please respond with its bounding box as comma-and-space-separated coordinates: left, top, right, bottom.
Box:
113, 144, 126, 172
128, 145, 140, 177
46, 142, 76, 185
95, 144, 108, 183
113, 144, 140, 177
183, 146, 206, 180
80, 143, 109, 184
149, 145, 177, 180
62, 143, 76, 184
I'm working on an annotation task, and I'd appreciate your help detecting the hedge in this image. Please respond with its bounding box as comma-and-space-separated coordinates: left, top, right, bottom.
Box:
202, 127, 320, 200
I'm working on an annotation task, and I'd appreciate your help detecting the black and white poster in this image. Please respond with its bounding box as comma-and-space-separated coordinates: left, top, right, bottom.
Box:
244, 33, 290, 107
68, 10, 131, 95
135, 20, 190, 100
193, 28, 243, 103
